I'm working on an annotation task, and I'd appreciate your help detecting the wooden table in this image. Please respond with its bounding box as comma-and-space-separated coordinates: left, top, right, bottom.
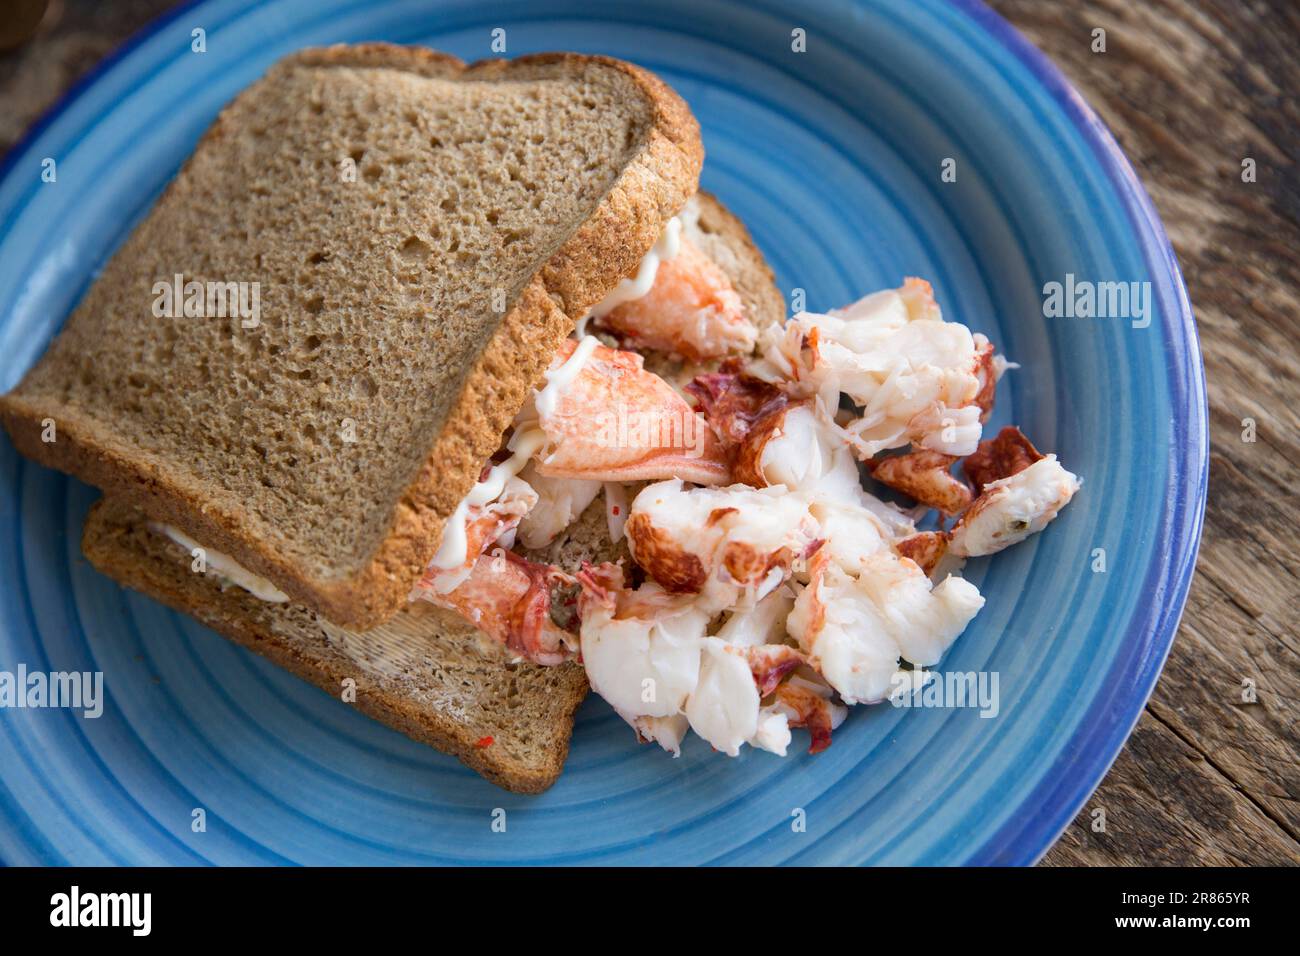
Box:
2, 0, 1296, 866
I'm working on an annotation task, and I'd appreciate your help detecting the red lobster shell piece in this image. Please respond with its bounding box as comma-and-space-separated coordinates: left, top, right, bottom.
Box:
867, 449, 974, 517
895, 530, 951, 577
962, 426, 1044, 494
686, 363, 821, 488
743, 644, 806, 697
771, 680, 840, 755
971, 334, 1000, 423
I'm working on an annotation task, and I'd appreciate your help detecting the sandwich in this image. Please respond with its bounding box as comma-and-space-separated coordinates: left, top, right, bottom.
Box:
0, 44, 782, 791
74, 179, 784, 792
3, 44, 1082, 793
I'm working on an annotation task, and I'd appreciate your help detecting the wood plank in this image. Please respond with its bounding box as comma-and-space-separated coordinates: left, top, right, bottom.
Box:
1044, 710, 1298, 866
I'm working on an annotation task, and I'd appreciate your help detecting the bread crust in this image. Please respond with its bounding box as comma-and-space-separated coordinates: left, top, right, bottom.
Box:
81, 497, 590, 794
1, 44, 703, 630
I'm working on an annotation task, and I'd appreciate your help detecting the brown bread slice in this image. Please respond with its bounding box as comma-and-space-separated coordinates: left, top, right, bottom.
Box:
2, 44, 703, 631
82, 496, 594, 793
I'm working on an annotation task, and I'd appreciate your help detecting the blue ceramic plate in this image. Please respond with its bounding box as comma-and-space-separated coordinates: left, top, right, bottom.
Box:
0, 0, 1205, 865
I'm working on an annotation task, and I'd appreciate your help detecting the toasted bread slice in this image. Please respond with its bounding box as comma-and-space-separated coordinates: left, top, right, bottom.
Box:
3, 44, 702, 631
82, 496, 597, 793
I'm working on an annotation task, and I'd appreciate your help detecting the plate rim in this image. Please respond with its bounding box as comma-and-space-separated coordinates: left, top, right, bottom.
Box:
0, 0, 1209, 866
949, 0, 1208, 865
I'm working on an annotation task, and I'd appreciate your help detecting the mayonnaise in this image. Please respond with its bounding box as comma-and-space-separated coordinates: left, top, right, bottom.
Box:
585, 216, 682, 321
534, 334, 600, 420
428, 335, 601, 576
152, 523, 289, 602
427, 428, 545, 579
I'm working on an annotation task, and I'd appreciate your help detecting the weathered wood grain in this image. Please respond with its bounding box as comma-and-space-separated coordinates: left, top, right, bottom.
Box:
0, 0, 1296, 865
1042, 712, 1298, 866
